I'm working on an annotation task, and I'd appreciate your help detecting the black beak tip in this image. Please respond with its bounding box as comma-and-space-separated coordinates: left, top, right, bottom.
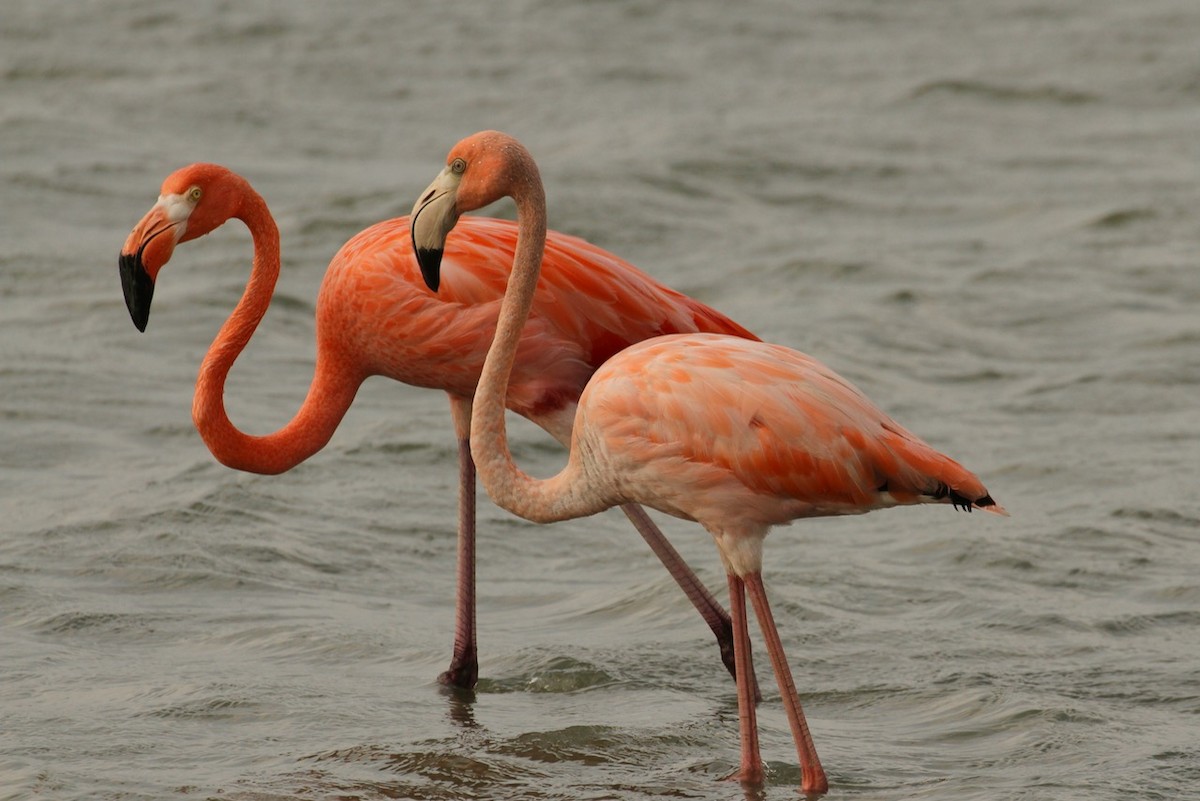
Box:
119, 252, 154, 332
415, 247, 444, 293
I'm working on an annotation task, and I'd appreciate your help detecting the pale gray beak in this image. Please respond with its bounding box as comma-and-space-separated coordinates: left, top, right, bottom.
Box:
410, 168, 462, 292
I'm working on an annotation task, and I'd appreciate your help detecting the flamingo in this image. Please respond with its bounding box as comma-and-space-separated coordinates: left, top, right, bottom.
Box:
410, 131, 1006, 793
118, 163, 762, 690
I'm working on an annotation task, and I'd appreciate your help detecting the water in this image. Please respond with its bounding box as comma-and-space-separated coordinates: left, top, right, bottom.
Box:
2, 1, 1198, 798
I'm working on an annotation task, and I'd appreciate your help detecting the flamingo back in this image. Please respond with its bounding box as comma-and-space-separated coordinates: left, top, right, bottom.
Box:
317, 216, 756, 422
576, 334, 996, 531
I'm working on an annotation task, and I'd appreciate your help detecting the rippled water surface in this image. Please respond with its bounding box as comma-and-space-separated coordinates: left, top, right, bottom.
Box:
2, 1, 1198, 799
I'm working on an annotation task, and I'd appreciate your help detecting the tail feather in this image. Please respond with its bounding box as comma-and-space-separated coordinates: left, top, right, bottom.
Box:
932, 481, 1008, 516
879, 424, 1007, 516
684, 296, 760, 342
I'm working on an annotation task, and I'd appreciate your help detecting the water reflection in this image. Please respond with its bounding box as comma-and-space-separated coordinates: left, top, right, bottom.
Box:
443, 684, 480, 730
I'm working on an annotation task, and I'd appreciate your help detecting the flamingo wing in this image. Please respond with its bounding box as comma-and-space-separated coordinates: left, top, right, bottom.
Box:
321, 216, 756, 418
582, 334, 995, 524
436, 217, 757, 363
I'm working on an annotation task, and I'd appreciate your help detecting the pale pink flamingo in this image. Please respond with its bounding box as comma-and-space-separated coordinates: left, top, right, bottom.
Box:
118, 163, 761, 690
410, 131, 1006, 793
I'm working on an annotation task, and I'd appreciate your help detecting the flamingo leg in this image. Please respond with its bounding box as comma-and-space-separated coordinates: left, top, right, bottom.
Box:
622, 504, 759, 701
440, 399, 755, 697
440, 397, 479, 689
726, 572, 764, 784
744, 572, 828, 795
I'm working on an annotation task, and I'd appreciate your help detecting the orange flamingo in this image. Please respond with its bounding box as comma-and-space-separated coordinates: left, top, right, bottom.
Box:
118, 163, 761, 690
410, 131, 1006, 793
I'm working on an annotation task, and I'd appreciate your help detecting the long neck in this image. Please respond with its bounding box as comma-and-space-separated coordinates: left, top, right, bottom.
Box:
191, 189, 361, 475
470, 166, 608, 523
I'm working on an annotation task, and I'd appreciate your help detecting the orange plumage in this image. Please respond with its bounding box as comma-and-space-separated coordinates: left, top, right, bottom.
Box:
118, 163, 756, 690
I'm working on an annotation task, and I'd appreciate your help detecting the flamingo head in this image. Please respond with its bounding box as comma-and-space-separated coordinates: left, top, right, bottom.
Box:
410, 131, 540, 292
119, 163, 246, 331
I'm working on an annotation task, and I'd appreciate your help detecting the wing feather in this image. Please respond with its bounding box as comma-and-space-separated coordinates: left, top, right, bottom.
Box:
319, 216, 755, 422
584, 335, 986, 518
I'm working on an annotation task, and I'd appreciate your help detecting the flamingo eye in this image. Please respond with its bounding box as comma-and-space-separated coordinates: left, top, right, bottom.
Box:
188, 186, 202, 202
450, 158, 466, 175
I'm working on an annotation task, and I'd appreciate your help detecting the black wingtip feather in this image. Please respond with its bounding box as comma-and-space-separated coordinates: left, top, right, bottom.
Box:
931, 482, 997, 513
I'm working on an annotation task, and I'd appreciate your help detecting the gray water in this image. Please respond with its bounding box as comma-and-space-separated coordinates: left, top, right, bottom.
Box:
2, 1, 1198, 799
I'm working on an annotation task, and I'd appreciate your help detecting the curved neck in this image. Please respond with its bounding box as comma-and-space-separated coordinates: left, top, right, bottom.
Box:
470, 164, 608, 523
191, 189, 361, 475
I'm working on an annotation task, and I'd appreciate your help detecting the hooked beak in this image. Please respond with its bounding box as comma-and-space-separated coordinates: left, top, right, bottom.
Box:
118, 203, 182, 332
410, 167, 463, 292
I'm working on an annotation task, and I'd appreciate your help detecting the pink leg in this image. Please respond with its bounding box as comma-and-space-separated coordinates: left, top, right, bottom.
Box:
442, 394, 749, 695
622, 504, 759, 701
744, 572, 828, 795
726, 573, 764, 784
440, 398, 478, 689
